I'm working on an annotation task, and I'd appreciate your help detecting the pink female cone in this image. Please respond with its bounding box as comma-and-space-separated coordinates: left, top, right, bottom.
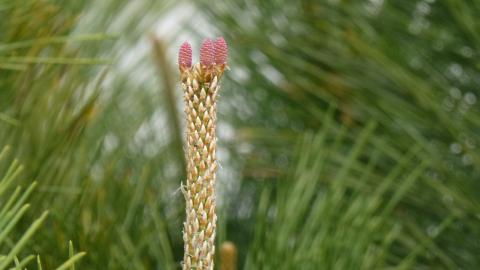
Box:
200, 38, 215, 67
214, 37, 228, 65
178, 41, 192, 69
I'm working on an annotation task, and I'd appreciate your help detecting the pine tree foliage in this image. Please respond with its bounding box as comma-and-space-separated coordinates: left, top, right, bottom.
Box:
247, 114, 445, 269
1, 0, 479, 269
0, 146, 85, 269
198, 0, 480, 269
1, 0, 179, 268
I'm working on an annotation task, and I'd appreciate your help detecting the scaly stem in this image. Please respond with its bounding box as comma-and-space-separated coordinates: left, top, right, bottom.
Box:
179, 38, 228, 270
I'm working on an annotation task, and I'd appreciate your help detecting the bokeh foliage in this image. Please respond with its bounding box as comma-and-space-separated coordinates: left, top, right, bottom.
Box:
1, 0, 479, 269
200, 0, 480, 269
0, 146, 85, 269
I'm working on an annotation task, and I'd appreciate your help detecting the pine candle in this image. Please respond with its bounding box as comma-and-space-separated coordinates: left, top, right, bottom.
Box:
178, 37, 228, 270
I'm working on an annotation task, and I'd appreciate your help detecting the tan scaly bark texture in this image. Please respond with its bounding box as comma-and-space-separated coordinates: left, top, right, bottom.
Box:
180, 60, 226, 269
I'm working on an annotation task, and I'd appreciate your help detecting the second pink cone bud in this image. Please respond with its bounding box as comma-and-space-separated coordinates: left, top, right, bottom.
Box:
200, 39, 215, 67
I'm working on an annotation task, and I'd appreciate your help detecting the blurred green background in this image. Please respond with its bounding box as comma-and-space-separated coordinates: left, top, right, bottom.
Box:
0, 0, 479, 269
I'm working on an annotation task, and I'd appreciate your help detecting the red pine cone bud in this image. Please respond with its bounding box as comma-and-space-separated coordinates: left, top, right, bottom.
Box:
214, 37, 228, 65
178, 41, 192, 68
200, 38, 215, 67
